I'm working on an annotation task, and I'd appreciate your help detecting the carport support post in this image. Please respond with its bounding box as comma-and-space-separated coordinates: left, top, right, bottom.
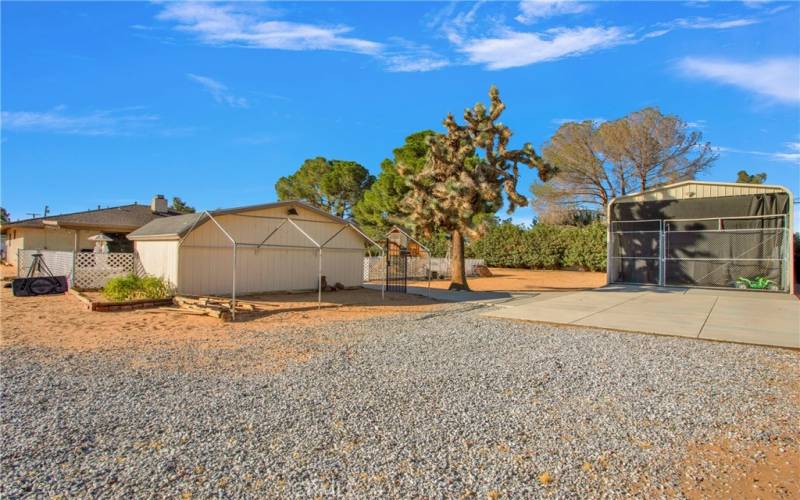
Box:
231, 243, 237, 320
318, 248, 322, 310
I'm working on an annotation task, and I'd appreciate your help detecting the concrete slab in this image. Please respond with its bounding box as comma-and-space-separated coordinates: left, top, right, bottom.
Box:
483, 285, 800, 349
573, 292, 717, 338
699, 296, 800, 348
364, 283, 521, 304
685, 287, 796, 301
488, 289, 647, 323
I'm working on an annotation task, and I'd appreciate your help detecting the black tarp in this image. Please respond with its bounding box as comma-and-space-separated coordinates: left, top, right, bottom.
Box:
610, 192, 790, 288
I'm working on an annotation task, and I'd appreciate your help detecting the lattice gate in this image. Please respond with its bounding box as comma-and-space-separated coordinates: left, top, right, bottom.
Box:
385, 241, 408, 293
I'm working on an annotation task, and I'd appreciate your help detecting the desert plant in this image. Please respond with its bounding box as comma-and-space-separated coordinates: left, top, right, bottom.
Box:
103, 274, 171, 301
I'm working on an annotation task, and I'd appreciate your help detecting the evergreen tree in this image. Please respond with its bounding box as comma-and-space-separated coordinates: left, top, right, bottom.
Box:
352, 130, 436, 238
171, 197, 196, 214
0, 207, 9, 223
400, 86, 553, 290
276, 158, 374, 218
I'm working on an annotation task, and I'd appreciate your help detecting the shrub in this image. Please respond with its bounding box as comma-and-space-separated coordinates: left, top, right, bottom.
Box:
467, 222, 528, 267
524, 224, 572, 269
563, 222, 607, 271
103, 274, 171, 302
468, 221, 607, 271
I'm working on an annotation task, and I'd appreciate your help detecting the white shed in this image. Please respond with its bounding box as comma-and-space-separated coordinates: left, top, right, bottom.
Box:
128, 200, 377, 297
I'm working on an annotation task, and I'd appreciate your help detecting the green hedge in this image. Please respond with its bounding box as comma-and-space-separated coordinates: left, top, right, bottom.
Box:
468, 221, 607, 272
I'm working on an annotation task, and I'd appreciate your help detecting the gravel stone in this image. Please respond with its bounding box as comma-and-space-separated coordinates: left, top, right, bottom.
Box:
2, 303, 797, 497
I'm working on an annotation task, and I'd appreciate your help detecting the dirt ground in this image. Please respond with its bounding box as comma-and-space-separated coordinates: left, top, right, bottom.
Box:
0, 285, 443, 372
410, 268, 606, 291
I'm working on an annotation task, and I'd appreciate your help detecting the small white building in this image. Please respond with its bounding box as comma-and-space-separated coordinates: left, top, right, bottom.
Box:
128, 200, 374, 296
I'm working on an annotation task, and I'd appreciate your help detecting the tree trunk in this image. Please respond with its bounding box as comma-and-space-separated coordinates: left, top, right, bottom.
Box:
449, 229, 470, 291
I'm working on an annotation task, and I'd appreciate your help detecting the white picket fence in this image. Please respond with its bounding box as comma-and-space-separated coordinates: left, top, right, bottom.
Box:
18, 249, 138, 289
362, 256, 485, 281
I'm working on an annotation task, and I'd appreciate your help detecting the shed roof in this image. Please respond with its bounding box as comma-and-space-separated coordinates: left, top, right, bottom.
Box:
610, 181, 790, 204
127, 200, 362, 241
0, 203, 181, 234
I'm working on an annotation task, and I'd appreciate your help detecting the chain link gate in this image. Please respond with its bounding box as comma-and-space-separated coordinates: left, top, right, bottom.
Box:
385, 241, 408, 293
610, 215, 789, 291
609, 219, 662, 285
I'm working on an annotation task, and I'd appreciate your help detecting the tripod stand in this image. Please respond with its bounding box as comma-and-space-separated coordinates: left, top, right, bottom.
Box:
12, 253, 69, 296
25, 253, 57, 279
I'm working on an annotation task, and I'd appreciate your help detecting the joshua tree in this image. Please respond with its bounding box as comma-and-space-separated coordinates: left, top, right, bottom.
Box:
400, 86, 553, 290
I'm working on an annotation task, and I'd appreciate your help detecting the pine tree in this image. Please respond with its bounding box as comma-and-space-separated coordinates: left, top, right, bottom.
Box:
400, 86, 554, 290
171, 197, 196, 214
353, 130, 437, 238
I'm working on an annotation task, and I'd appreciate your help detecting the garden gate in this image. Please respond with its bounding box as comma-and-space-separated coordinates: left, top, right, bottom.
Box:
385, 241, 408, 293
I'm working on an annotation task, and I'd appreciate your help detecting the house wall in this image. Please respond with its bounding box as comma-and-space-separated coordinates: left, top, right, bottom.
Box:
176, 205, 365, 296
134, 240, 179, 287
3, 228, 98, 265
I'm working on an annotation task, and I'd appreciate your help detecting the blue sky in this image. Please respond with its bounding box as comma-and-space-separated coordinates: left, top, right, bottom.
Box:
2, 1, 799, 225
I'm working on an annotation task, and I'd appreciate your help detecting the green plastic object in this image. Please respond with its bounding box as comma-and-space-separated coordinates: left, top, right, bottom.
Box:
736, 276, 775, 290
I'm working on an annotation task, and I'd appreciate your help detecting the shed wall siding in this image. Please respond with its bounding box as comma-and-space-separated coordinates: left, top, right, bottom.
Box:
176, 204, 365, 296
134, 241, 179, 287
177, 247, 363, 296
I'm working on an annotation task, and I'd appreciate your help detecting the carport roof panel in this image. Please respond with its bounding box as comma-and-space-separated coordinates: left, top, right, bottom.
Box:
610, 181, 790, 204
127, 200, 358, 241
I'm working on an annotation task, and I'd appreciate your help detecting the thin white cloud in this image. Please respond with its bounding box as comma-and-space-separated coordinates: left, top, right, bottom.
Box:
187, 73, 248, 108
1, 107, 159, 136
157, 2, 382, 55
384, 55, 450, 73
438, 0, 487, 45
678, 57, 800, 103
382, 37, 450, 73
716, 144, 800, 164
674, 17, 760, 29
516, 1, 591, 24
460, 26, 627, 70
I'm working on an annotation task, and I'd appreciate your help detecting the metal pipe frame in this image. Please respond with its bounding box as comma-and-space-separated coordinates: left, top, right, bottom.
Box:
179, 214, 389, 312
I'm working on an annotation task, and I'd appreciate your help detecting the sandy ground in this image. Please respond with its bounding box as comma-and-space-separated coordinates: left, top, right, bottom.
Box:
0, 286, 443, 372
409, 268, 606, 291
1, 263, 17, 279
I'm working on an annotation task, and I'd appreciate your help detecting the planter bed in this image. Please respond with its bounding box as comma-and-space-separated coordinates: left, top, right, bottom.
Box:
69, 289, 173, 312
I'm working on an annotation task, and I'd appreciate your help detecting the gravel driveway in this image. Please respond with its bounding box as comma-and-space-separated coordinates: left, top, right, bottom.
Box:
2, 303, 798, 497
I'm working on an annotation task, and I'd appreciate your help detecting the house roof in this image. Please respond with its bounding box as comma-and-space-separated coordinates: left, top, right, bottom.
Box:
126, 212, 205, 240
0, 203, 182, 234
127, 200, 362, 241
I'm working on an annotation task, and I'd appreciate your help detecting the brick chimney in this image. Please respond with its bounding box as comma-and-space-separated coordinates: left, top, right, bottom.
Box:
151, 194, 168, 213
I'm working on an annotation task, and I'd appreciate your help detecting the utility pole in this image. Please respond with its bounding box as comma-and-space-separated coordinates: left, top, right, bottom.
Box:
26, 212, 39, 219
43, 205, 50, 217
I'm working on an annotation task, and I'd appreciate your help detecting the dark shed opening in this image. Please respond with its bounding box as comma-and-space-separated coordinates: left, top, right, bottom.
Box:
607, 183, 793, 293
